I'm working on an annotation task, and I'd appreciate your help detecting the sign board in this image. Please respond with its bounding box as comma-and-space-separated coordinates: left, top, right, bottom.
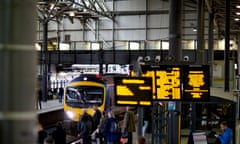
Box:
140, 65, 210, 101
114, 77, 152, 106
192, 132, 208, 144
183, 65, 210, 101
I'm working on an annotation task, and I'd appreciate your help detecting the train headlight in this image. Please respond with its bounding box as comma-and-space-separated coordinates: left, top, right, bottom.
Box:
66, 111, 75, 119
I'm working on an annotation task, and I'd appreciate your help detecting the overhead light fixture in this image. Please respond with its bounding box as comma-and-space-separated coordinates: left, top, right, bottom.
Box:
91, 42, 100, 50
193, 28, 197, 32
236, 5, 240, 9
50, 3, 55, 10
129, 42, 140, 50
69, 11, 75, 17
236, 12, 240, 15
234, 18, 240, 21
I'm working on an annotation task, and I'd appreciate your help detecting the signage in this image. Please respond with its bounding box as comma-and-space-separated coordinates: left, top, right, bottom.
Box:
192, 132, 208, 144
183, 65, 210, 101
114, 77, 152, 106
141, 65, 210, 101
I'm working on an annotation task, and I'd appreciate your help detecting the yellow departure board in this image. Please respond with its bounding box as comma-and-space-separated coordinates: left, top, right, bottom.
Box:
141, 65, 210, 101
141, 65, 182, 100
183, 65, 210, 101
114, 77, 152, 106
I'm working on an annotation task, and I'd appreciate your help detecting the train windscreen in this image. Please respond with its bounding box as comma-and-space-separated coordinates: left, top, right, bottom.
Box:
65, 86, 104, 108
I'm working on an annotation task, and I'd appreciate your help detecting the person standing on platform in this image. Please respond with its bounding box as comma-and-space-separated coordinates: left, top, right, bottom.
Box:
78, 111, 93, 144
52, 121, 66, 144
98, 111, 108, 144
215, 121, 232, 144
37, 122, 48, 144
58, 87, 64, 103
122, 107, 136, 144
37, 88, 42, 110
103, 111, 121, 144
93, 104, 102, 131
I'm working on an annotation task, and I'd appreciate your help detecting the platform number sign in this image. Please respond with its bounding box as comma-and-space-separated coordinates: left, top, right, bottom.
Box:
114, 77, 152, 106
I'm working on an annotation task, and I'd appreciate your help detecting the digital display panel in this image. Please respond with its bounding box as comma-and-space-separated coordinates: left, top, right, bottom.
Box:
141, 65, 182, 100
183, 65, 210, 101
141, 65, 210, 101
114, 77, 152, 106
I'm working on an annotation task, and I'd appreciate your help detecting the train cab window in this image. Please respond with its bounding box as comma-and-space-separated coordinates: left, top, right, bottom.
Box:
66, 86, 104, 107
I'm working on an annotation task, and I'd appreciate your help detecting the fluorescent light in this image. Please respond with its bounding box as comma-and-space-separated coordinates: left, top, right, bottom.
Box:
235, 18, 240, 21
236, 12, 240, 15
236, 5, 240, 8
193, 28, 197, 32
69, 11, 75, 17
129, 42, 140, 50
91, 42, 100, 50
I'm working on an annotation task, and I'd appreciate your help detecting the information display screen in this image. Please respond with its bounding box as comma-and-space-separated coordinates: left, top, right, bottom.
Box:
141, 65, 210, 101
183, 65, 210, 101
114, 77, 152, 106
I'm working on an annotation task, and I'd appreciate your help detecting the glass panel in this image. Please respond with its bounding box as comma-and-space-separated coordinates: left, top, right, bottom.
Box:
66, 86, 104, 108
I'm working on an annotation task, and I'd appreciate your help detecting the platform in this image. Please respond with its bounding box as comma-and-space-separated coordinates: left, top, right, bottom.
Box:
37, 99, 63, 114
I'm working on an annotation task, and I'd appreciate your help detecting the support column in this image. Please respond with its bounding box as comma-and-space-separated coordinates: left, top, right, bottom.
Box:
224, 0, 230, 91
208, 2, 214, 86
168, 0, 182, 144
42, 22, 49, 101
168, 0, 182, 61
0, 0, 37, 144
196, 0, 205, 64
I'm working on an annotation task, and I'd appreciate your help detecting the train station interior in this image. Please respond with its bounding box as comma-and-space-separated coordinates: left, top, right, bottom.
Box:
1, 0, 240, 144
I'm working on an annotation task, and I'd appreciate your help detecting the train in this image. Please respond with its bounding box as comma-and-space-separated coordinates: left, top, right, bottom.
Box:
64, 73, 126, 123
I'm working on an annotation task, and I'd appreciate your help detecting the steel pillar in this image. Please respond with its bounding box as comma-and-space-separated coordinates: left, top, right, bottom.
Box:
208, 3, 214, 86
0, 0, 37, 143
196, 0, 205, 64
42, 22, 49, 101
168, 0, 182, 144
168, 0, 182, 61
224, 0, 230, 91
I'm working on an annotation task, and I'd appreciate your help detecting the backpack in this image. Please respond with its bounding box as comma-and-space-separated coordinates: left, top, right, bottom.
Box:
109, 119, 121, 133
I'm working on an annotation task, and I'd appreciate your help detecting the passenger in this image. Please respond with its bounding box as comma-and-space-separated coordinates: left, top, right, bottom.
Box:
44, 136, 55, 144
78, 111, 93, 144
97, 111, 108, 144
215, 121, 232, 144
122, 107, 136, 144
37, 88, 42, 110
58, 87, 64, 103
52, 121, 66, 144
93, 104, 102, 131
136, 136, 146, 144
37, 122, 48, 144
103, 111, 121, 144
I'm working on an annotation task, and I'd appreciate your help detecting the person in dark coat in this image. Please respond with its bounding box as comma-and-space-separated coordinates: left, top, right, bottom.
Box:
37, 122, 48, 144
103, 111, 121, 144
78, 111, 93, 144
122, 107, 136, 144
93, 104, 102, 131
52, 121, 66, 144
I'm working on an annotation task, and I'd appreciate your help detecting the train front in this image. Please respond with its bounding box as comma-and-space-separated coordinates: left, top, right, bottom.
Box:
64, 74, 106, 122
